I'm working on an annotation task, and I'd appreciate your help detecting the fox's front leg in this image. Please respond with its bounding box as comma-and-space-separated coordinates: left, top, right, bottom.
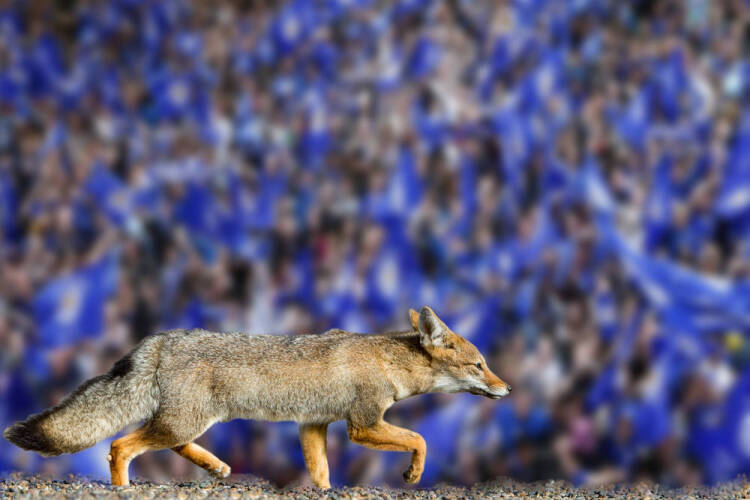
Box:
172, 442, 231, 478
347, 420, 426, 484
299, 423, 330, 489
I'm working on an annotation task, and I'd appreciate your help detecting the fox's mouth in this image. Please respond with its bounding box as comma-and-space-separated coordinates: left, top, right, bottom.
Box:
469, 387, 508, 399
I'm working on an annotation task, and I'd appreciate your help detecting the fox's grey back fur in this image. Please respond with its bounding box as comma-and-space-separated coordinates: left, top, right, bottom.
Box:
152, 328, 429, 432
5, 328, 435, 455
4, 335, 163, 456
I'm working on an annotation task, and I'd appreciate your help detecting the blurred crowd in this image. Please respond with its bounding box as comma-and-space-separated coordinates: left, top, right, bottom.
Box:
3, 0, 750, 488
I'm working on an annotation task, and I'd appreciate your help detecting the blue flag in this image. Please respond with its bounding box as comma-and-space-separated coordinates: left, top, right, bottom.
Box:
83, 163, 133, 227
386, 144, 422, 214
586, 160, 750, 334
33, 252, 119, 347
716, 131, 750, 219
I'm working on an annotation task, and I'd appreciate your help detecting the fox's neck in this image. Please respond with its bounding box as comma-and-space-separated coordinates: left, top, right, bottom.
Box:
381, 333, 443, 400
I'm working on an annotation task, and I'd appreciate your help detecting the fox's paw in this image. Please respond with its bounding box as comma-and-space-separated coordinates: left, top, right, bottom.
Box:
312, 479, 332, 490
402, 465, 422, 484
210, 462, 231, 479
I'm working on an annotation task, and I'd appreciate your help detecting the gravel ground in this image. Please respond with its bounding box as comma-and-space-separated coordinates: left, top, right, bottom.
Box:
1, 474, 749, 499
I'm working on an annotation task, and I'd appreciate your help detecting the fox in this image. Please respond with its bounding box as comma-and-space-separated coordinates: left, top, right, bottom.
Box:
4, 306, 511, 489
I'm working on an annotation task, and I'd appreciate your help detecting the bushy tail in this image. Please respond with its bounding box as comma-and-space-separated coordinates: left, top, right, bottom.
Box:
3, 336, 163, 456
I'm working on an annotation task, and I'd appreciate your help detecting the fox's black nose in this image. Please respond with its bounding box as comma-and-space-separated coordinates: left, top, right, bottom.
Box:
507, 385, 512, 393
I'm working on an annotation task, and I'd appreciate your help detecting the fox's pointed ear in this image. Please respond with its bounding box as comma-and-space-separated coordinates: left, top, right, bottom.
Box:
408, 308, 420, 330
418, 306, 449, 349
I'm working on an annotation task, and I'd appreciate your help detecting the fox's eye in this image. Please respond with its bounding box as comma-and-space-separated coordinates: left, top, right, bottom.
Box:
475, 362, 482, 370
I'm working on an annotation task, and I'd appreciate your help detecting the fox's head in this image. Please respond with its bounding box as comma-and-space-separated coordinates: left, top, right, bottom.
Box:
409, 306, 512, 399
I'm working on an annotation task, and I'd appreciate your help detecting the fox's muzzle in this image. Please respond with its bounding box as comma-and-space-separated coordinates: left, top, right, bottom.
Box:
470, 384, 511, 399
476, 367, 512, 399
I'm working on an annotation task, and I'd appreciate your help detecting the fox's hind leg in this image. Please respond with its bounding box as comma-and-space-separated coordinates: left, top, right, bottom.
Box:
172, 442, 230, 478
108, 418, 223, 485
299, 423, 330, 489
108, 427, 167, 486
347, 420, 426, 484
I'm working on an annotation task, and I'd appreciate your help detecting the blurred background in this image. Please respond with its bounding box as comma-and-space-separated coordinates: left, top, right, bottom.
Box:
2, 0, 750, 489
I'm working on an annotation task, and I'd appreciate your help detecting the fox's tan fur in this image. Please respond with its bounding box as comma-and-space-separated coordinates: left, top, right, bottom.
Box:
4, 307, 510, 488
